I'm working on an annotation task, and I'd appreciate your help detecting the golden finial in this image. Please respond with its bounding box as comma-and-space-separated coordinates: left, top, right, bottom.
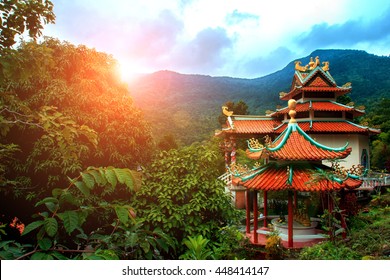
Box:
322, 61, 330, 71
288, 99, 297, 123
222, 106, 233, 117
294, 61, 307, 72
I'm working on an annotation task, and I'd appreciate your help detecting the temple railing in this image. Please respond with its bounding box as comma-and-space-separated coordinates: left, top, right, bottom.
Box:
355, 172, 390, 198
218, 172, 232, 189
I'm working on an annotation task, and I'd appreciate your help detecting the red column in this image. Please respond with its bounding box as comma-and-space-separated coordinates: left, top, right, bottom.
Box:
263, 191, 268, 228
288, 190, 294, 248
245, 190, 250, 233
253, 190, 258, 243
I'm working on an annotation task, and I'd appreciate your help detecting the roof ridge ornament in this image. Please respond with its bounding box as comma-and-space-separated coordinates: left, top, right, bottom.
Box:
294, 56, 330, 72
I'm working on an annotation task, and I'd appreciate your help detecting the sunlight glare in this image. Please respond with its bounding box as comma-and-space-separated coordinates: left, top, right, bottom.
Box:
118, 62, 138, 82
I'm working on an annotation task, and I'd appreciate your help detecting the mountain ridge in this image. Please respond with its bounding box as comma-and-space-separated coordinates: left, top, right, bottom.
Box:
128, 49, 390, 144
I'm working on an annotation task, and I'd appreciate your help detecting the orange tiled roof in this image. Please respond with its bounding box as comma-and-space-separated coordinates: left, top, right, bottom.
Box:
235, 162, 361, 192
252, 123, 351, 161
274, 121, 380, 134
225, 118, 281, 134
272, 101, 364, 116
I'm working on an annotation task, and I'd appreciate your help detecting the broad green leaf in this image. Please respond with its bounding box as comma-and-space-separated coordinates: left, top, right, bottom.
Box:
113, 168, 128, 184
140, 241, 150, 254
35, 197, 58, 207
44, 217, 58, 237
59, 190, 77, 206
38, 237, 52, 250
94, 249, 119, 260
0, 251, 14, 260
52, 188, 63, 198
51, 251, 68, 260
114, 206, 129, 224
89, 169, 107, 186
44, 202, 58, 213
57, 211, 79, 234
105, 169, 117, 188
128, 232, 138, 247
22, 220, 44, 236
81, 172, 95, 189
31, 252, 54, 260
74, 181, 90, 197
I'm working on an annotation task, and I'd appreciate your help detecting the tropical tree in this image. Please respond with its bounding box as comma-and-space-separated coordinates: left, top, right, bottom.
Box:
134, 140, 238, 258
0, 38, 155, 231
360, 98, 390, 171
0, 0, 55, 50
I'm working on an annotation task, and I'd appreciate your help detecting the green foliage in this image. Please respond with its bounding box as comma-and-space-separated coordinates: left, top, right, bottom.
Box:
265, 231, 283, 260
212, 225, 254, 260
0, 39, 154, 227
361, 98, 390, 171
0, 0, 55, 50
298, 241, 360, 260
134, 141, 239, 257
179, 235, 214, 260
297, 191, 390, 260
157, 134, 178, 151
0, 166, 175, 260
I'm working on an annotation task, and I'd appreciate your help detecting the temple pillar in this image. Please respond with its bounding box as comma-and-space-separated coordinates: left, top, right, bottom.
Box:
253, 190, 258, 243
245, 190, 250, 234
288, 190, 294, 248
263, 191, 268, 228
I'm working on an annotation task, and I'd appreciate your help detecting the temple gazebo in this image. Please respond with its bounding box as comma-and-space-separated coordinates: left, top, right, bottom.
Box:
230, 99, 363, 248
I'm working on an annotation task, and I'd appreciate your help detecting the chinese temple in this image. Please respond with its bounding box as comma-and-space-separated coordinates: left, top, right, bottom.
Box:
217, 57, 381, 248
219, 56, 380, 170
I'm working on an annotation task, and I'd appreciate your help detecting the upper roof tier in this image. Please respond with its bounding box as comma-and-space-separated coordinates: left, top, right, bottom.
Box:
280, 57, 351, 101
270, 100, 365, 117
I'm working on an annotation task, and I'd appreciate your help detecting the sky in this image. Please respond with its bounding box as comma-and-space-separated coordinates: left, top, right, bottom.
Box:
43, 0, 390, 79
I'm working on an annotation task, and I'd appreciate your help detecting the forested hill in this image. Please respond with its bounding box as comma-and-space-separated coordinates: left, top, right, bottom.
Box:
128, 49, 390, 144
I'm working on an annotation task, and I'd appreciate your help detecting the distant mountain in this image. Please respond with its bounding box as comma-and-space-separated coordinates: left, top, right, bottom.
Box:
128, 49, 390, 145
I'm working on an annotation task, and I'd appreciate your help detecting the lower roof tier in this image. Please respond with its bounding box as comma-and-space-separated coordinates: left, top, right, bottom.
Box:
233, 162, 362, 192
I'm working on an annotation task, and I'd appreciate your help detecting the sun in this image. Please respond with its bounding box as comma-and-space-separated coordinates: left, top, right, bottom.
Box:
117, 61, 138, 82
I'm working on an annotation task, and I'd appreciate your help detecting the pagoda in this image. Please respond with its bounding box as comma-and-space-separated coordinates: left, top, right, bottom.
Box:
219, 56, 380, 170
231, 99, 363, 248
217, 57, 382, 247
